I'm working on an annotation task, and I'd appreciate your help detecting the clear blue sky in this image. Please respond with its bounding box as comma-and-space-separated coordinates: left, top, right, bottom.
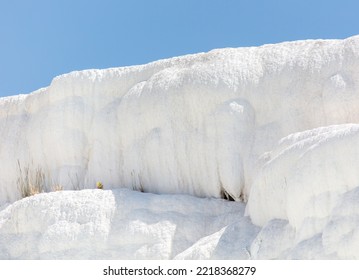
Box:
0, 0, 358, 97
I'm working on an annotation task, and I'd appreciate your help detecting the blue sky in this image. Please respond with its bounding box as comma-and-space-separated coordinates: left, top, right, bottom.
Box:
0, 0, 358, 97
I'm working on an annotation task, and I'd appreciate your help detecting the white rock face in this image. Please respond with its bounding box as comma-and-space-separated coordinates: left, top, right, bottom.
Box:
1, 35, 359, 259
0, 189, 249, 259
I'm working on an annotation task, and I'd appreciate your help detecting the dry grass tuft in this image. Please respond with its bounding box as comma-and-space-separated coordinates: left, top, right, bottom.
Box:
52, 184, 64, 192
17, 160, 46, 198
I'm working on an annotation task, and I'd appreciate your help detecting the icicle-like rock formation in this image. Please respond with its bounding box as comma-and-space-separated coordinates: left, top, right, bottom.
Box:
1, 35, 359, 259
